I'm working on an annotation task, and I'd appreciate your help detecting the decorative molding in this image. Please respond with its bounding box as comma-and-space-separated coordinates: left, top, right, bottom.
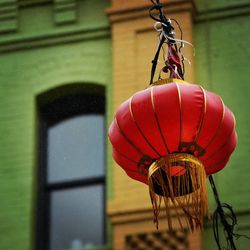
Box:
109, 208, 155, 225
107, 0, 250, 24
108, 206, 198, 225
106, 0, 195, 24
18, 0, 51, 7
0, 0, 18, 33
195, 2, 250, 22
54, 0, 77, 25
0, 26, 110, 53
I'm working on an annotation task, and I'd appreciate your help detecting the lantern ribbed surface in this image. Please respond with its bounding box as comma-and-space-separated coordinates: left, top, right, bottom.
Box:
108, 79, 237, 231
108, 79, 237, 183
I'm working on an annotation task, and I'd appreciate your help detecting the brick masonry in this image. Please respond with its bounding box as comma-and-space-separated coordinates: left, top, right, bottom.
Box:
108, 0, 250, 249
0, 1, 111, 249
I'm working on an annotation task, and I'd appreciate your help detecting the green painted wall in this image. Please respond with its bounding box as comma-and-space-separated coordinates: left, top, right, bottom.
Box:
1, 0, 249, 249
0, 1, 112, 250
194, 3, 250, 249
194, 0, 250, 11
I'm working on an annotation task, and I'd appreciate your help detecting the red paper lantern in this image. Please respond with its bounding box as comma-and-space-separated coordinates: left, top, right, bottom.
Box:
108, 78, 237, 231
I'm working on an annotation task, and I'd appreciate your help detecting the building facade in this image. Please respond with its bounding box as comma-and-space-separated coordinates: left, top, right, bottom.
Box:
0, 0, 249, 250
0, 1, 112, 249
107, 0, 250, 249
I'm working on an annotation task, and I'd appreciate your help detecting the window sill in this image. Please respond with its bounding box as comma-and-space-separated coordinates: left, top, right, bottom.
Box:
77, 245, 112, 250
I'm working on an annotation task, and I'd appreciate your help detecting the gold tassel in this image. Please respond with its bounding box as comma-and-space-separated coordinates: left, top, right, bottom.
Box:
148, 153, 209, 232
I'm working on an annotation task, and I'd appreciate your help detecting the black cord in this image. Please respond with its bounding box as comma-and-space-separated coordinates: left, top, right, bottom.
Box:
148, 0, 184, 84
209, 175, 250, 250
150, 35, 165, 85
209, 175, 237, 250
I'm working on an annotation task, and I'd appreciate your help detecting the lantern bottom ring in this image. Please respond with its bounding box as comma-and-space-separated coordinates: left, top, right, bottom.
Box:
148, 153, 209, 231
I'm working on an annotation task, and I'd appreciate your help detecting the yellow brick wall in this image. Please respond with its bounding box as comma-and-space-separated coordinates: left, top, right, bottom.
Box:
107, 1, 199, 249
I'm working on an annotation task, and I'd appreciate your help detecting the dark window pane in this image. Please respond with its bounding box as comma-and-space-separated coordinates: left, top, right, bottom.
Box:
47, 115, 105, 183
50, 185, 104, 250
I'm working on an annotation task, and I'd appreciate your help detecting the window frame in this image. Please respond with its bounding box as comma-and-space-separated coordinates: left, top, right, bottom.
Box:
36, 85, 106, 250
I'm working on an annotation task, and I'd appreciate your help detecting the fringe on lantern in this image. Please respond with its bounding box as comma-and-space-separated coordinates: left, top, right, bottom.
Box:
148, 153, 209, 232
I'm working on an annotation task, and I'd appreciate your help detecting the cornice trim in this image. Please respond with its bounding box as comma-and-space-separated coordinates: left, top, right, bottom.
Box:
0, 0, 18, 33
108, 205, 198, 225
107, 1, 250, 24
107, 0, 193, 14
195, 2, 250, 22
18, 0, 51, 7
0, 26, 110, 53
107, 0, 195, 24
54, 0, 77, 25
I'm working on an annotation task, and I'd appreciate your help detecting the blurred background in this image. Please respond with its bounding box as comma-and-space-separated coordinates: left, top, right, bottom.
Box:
0, 0, 249, 250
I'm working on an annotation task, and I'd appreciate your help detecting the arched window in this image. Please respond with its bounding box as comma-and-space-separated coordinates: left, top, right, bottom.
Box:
36, 84, 106, 250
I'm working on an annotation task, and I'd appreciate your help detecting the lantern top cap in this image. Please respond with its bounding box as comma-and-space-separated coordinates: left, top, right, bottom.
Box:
151, 78, 189, 86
